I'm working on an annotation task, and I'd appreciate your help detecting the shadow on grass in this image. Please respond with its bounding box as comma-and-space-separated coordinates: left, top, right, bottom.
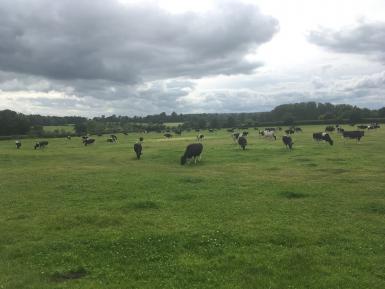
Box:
279, 191, 309, 199
50, 266, 87, 282
364, 203, 385, 215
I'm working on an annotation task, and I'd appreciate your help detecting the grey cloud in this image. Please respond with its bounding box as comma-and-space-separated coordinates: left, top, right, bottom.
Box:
308, 21, 385, 61
0, 0, 278, 84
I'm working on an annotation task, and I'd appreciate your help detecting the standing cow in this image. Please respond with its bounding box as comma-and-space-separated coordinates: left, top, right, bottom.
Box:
34, 141, 48, 149
134, 143, 142, 160
238, 136, 247, 150
15, 140, 21, 149
313, 132, 334, 145
282, 135, 293, 150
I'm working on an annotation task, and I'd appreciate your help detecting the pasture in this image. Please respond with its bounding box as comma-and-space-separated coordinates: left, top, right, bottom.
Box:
0, 125, 384, 289
43, 125, 75, 133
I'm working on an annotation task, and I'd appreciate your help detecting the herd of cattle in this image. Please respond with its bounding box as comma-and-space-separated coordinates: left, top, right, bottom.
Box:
12, 123, 381, 165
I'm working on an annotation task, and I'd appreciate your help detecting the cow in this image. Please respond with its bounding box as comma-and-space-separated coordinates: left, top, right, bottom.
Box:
164, 133, 173, 138
83, 138, 95, 146
357, 125, 368, 130
325, 126, 335, 132
181, 143, 203, 165
342, 131, 364, 141
134, 143, 142, 159
123, 132, 128, 135
197, 134, 204, 141
282, 135, 293, 150
232, 132, 240, 142
337, 127, 345, 134
238, 136, 247, 150
107, 138, 114, 143
285, 129, 295, 134
242, 131, 249, 137
263, 130, 277, 140
294, 127, 302, 132
313, 132, 333, 145
208, 129, 214, 133
110, 135, 118, 142
82, 135, 88, 140
34, 141, 48, 149
175, 130, 182, 135
15, 140, 21, 149
265, 127, 276, 132
67, 136, 72, 140
139, 137, 144, 142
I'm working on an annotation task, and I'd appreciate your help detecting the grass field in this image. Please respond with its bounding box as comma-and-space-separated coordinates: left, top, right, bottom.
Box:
0, 125, 384, 289
43, 125, 75, 133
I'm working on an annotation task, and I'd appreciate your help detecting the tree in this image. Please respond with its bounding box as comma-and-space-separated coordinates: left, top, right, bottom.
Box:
74, 122, 88, 135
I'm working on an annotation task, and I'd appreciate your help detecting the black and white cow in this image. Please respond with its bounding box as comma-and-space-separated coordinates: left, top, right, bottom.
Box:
34, 140, 48, 149
325, 126, 335, 132
181, 143, 203, 165
134, 143, 142, 159
242, 131, 249, 137
262, 130, 277, 140
357, 125, 368, 130
232, 132, 240, 141
342, 131, 365, 141
238, 136, 247, 150
313, 132, 334, 145
15, 140, 21, 149
285, 129, 295, 134
197, 134, 204, 141
110, 135, 118, 142
83, 138, 95, 146
282, 135, 293, 150
164, 133, 173, 138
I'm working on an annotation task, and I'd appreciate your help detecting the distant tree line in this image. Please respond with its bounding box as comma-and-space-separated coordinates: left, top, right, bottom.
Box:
1, 102, 384, 136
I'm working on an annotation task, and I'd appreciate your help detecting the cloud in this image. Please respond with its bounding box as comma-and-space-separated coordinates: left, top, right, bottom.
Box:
0, 0, 278, 83
308, 20, 385, 62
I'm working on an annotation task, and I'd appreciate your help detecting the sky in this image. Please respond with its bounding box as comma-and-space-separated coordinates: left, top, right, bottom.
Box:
0, 0, 384, 117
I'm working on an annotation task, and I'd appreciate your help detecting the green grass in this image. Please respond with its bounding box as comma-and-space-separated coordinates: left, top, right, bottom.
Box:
163, 122, 183, 127
43, 125, 75, 133
0, 126, 384, 289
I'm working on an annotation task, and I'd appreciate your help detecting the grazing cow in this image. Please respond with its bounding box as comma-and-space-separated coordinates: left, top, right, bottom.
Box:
294, 127, 302, 132
232, 132, 240, 141
134, 143, 142, 159
237, 136, 247, 150
181, 143, 203, 165
263, 130, 277, 140
164, 133, 173, 138
82, 135, 88, 140
342, 131, 364, 141
107, 138, 114, 143
337, 127, 345, 134
325, 126, 335, 132
208, 129, 214, 133
110, 135, 118, 142
15, 140, 21, 149
313, 132, 334, 145
139, 137, 144, 142
285, 129, 295, 134
83, 138, 95, 146
282, 135, 293, 150
123, 132, 128, 135
265, 127, 276, 132
67, 136, 72, 140
34, 141, 48, 149
357, 125, 368, 130
197, 134, 204, 141
242, 131, 249, 137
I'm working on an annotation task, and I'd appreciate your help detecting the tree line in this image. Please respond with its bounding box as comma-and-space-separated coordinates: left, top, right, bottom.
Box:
1, 102, 384, 136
